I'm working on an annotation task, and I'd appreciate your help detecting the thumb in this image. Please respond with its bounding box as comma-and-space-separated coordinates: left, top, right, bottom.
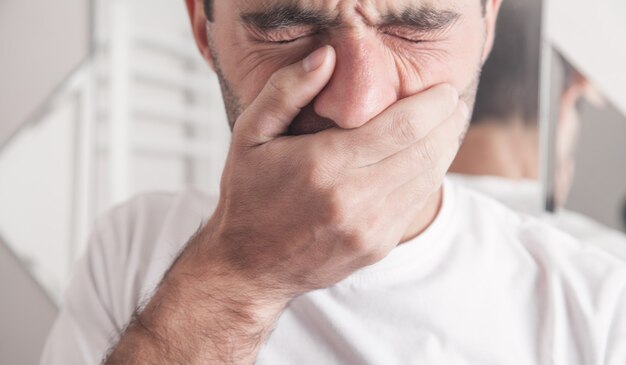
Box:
233, 45, 336, 146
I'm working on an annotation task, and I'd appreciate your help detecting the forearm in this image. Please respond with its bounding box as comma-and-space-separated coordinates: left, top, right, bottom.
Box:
104, 229, 289, 365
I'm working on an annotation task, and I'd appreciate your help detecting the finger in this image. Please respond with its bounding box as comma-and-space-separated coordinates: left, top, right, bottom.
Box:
388, 173, 445, 247
233, 46, 336, 147
350, 101, 468, 200
323, 83, 460, 167
370, 162, 452, 252
379, 106, 465, 242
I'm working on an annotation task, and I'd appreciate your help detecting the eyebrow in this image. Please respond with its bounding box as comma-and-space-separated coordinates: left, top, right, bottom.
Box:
382, 6, 461, 31
241, 4, 340, 30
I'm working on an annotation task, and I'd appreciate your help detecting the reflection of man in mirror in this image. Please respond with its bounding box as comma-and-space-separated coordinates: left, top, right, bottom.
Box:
41, 0, 626, 364
449, 0, 626, 260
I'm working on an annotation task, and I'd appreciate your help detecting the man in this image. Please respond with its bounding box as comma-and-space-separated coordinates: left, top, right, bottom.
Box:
449, 0, 626, 260
41, 0, 626, 364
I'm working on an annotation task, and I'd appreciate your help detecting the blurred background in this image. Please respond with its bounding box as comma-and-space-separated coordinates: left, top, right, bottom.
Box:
0, 0, 625, 363
1, 0, 230, 303
1, 1, 230, 361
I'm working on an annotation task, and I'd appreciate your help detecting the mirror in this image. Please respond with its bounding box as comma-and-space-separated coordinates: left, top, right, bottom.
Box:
544, 0, 626, 233
451, 0, 626, 240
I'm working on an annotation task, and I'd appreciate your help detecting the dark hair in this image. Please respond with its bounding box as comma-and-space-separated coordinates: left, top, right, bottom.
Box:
472, 0, 543, 126
204, 0, 488, 23
204, 0, 214, 21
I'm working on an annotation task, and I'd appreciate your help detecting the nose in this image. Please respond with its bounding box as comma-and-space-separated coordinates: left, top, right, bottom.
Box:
314, 36, 397, 129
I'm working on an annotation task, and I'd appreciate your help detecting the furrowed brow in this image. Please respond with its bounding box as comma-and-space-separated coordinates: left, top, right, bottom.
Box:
241, 5, 339, 30
382, 7, 461, 31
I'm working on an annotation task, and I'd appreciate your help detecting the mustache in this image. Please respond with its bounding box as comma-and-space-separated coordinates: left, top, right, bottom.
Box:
287, 103, 337, 136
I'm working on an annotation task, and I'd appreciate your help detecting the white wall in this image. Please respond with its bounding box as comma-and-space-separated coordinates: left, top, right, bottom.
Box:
0, 239, 57, 365
544, 0, 626, 232
567, 103, 626, 232
0, 0, 90, 146
0, 99, 79, 300
546, 0, 626, 116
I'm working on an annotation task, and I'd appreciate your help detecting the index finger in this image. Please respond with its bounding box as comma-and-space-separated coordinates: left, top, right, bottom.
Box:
233, 46, 336, 148
326, 84, 461, 167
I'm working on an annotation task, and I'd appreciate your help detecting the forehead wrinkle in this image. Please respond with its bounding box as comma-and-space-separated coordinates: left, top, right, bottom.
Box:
235, 0, 389, 25
236, 0, 463, 31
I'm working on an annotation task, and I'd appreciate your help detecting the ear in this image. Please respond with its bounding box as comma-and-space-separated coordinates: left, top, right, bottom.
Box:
481, 0, 503, 63
184, 0, 215, 71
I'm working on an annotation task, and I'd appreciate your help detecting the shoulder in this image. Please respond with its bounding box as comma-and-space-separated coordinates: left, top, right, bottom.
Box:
446, 174, 626, 262
94, 190, 217, 254
99, 190, 216, 230
550, 209, 626, 261
86, 190, 219, 321
96, 188, 219, 267
42, 190, 220, 363
450, 180, 626, 284
451, 181, 626, 341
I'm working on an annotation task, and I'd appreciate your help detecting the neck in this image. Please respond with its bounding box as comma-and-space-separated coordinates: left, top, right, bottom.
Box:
449, 119, 540, 181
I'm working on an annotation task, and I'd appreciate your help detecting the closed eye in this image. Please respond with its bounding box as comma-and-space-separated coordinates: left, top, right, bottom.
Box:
381, 30, 426, 44
383, 32, 424, 44
249, 25, 319, 44
267, 33, 315, 44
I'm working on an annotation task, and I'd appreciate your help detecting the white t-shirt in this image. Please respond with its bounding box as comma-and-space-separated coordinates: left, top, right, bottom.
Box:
40, 180, 626, 365
448, 173, 626, 261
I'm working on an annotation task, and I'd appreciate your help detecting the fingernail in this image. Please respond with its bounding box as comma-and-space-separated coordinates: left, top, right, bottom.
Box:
459, 101, 470, 118
303, 46, 329, 73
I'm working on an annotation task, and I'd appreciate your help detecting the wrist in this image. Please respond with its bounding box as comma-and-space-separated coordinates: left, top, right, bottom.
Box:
162, 257, 290, 327
128, 252, 288, 364
106, 215, 292, 364
174, 215, 294, 311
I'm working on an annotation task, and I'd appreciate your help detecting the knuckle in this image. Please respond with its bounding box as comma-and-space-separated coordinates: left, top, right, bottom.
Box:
363, 247, 388, 265
342, 229, 370, 253
414, 137, 439, 166
267, 71, 290, 96
322, 184, 358, 227
426, 84, 458, 115
325, 185, 350, 220
264, 73, 291, 108
390, 110, 421, 145
264, 94, 286, 116
438, 84, 459, 106
302, 142, 345, 189
302, 158, 327, 190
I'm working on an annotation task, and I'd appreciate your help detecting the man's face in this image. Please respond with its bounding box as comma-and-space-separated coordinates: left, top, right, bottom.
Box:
205, 0, 494, 135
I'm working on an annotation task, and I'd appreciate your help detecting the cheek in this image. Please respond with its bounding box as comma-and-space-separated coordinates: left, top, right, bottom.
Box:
396, 26, 485, 97
394, 48, 457, 96
229, 44, 321, 106
212, 25, 318, 107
